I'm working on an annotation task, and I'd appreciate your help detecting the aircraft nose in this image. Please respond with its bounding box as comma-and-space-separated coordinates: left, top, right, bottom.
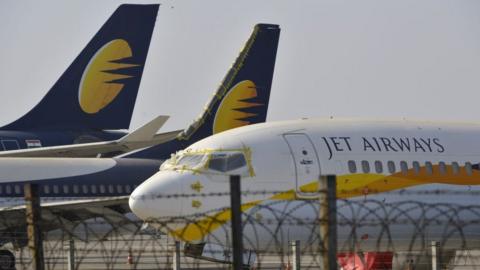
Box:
129, 171, 183, 221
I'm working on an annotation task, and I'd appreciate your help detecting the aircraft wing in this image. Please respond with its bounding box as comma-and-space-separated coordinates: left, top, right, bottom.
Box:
0, 197, 134, 246
0, 116, 182, 158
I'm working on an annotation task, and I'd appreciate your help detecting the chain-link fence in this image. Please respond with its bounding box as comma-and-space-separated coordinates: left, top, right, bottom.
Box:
1, 188, 480, 270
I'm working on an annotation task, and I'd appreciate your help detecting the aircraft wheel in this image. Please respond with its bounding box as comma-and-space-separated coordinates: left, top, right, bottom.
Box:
0, 250, 15, 270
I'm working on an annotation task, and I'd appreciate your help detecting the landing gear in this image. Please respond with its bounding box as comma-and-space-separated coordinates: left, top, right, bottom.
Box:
0, 250, 15, 270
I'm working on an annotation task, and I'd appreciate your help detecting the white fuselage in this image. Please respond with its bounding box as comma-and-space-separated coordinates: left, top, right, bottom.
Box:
129, 118, 480, 252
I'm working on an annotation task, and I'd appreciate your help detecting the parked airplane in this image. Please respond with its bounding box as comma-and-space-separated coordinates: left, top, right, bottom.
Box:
0, 116, 181, 158
0, 4, 158, 153
0, 23, 280, 256
0, 23, 279, 198
129, 118, 480, 266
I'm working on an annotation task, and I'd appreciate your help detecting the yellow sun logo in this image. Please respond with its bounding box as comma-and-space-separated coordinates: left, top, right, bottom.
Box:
213, 80, 263, 134
78, 39, 138, 114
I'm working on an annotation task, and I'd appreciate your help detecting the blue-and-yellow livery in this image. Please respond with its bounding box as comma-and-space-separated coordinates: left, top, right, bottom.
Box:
0, 23, 281, 197
0, 4, 158, 151
125, 23, 280, 160
130, 118, 480, 253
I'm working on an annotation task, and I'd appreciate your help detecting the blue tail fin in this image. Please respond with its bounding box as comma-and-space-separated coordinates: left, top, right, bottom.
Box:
125, 23, 280, 159
179, 23, 280, 142
2, 4, 159, 131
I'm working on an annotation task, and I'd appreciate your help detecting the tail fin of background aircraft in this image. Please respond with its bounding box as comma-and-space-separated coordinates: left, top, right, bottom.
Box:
178, 23, 280, 141
124, 23, 280, 159
1, 4, 159, 131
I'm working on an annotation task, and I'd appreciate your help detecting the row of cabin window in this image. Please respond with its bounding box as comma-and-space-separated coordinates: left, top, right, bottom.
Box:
0, 184, 137, 195
347, 160, 474, 176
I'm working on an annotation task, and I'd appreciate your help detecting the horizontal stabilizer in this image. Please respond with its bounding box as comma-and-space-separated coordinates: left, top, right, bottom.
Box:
120, 115, 169, 143
0, 116, 182, 158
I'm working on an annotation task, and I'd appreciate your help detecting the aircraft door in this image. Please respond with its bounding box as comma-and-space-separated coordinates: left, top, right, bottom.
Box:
283, 133, 321, 197
1, 140, 19, 150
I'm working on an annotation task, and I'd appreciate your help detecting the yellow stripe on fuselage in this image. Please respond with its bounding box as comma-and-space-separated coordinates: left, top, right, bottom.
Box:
171, 201, 261, 242
169, 164, 480, 242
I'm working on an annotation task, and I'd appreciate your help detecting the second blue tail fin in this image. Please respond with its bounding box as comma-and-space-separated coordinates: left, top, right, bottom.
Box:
124, 24, 280, 159
179, 23, 280, 142
2, 4, 159, 131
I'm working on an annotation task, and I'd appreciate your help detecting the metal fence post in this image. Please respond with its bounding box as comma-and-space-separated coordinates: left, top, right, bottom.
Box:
319, 175, 337, 270
24, 183, 45, 270
290, 240, 301, 270
230, 175, 243, 270
431, 241, 439, 270
67, 238, 75, 270
173, 241, 181, 270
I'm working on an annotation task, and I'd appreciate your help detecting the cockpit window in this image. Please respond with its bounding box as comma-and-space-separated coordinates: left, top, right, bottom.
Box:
208, 153, 247, 172
161, 149, 253, 177
177, 154, 205, 168
160, 153, 207, 171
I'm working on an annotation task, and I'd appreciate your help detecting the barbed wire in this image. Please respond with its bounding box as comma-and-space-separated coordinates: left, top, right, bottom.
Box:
1, 188, 480, 204
1, 189, 480, 269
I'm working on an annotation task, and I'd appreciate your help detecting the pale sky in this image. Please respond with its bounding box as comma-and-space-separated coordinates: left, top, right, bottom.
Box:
1, 0, 480, 132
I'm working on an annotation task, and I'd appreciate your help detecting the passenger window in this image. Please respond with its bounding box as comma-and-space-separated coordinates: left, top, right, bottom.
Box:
53, 185, 59, 194
14, 185, 21, 194
5, 185, 11, 194
425, 162, 433, 175
452, 162, 460, 175
438, 162, 446, 175
82, 185, 88, 194
73, 185, 79, 194
125, 185, 132, 194
348, 160, 357, 173
387, 161, 396, 174
44, 185, 50, 194
465, 162, 473, 176
0, 185, 3, 194
100, 185, 106, 194
374, 161, 383, 173
412, 161, 420, 174
108, 185, 114, 194
361, 160, 370, 173
400, 161, 408, 175
91, 185, 97, 194
117, 185, 123, 194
